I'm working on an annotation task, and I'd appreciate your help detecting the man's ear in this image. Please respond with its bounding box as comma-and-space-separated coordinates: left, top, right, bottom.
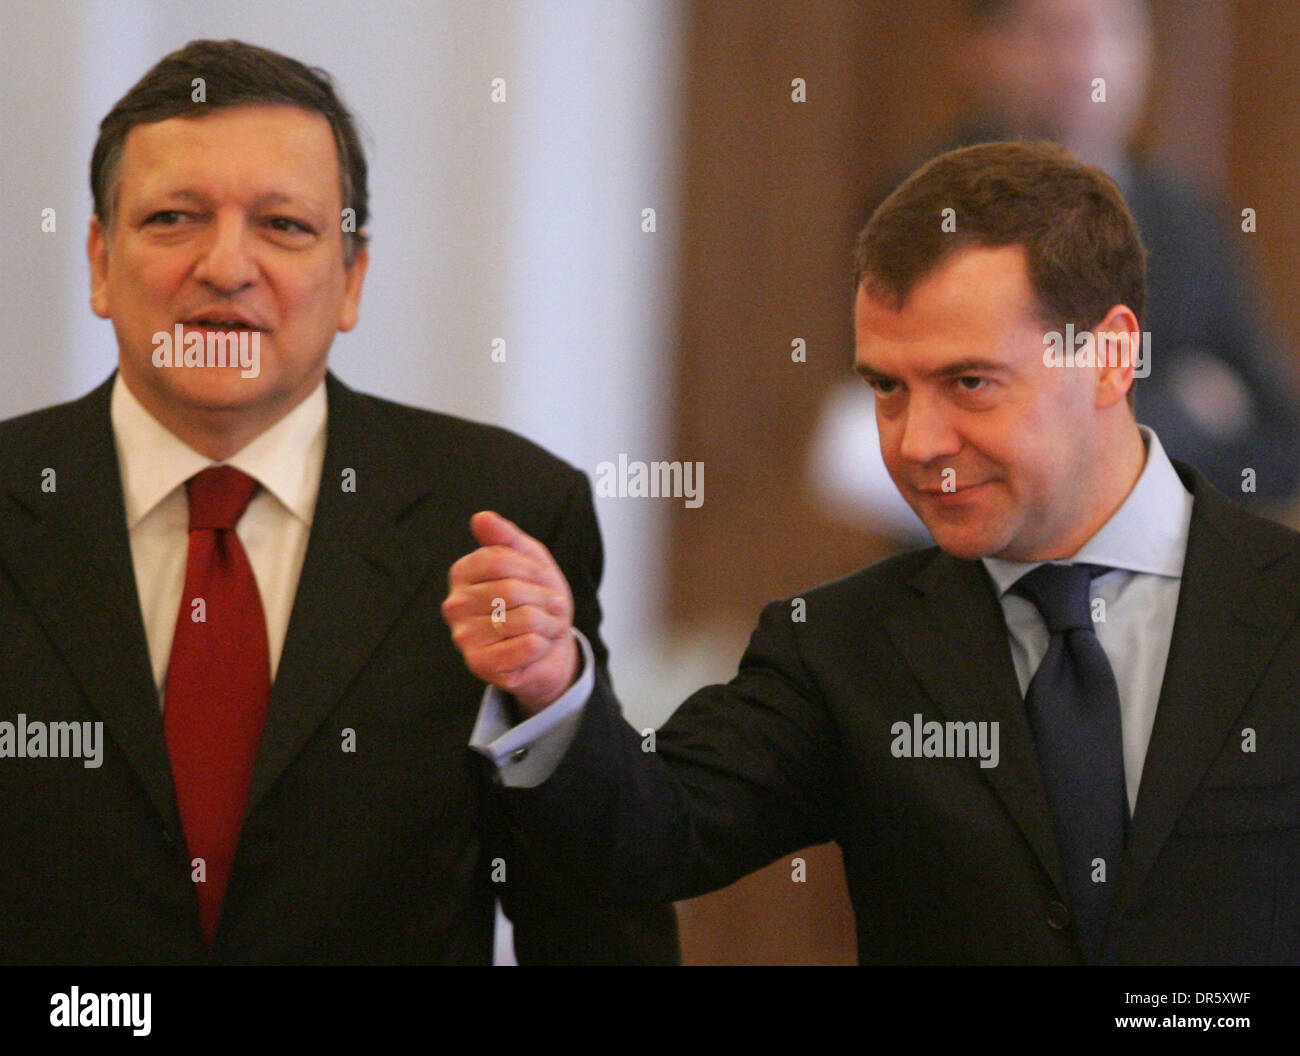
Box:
1092, 304, 1141, 411
87, 216, 111, 319
338, 242, 369, 333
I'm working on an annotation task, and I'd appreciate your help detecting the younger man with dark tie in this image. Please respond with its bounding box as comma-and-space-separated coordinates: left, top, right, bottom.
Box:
445, 141, 1300, 964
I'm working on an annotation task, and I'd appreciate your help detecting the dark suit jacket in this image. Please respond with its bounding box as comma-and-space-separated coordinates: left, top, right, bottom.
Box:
0, 372, 678, 965
503, 462, 1300, 964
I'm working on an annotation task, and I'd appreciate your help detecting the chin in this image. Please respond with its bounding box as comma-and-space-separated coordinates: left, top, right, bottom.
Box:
934, 540, 995, 561
165, 374, 277, 412
925, 524, 1007, 561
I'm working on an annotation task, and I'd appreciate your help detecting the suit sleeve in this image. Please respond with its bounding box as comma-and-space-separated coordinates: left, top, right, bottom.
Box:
492, 467, 681, 963
499, 592, 842, 905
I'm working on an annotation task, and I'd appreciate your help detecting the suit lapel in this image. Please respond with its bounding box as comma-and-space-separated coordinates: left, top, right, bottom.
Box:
885, 552, 1068, 897
245, 373, 442, 812
1113, 464, 1300, 921
0, 376, 180, 837
0, 374, 454, 832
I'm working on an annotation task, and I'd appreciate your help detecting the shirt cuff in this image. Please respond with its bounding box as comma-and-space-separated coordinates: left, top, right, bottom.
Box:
469, 628, 594, 788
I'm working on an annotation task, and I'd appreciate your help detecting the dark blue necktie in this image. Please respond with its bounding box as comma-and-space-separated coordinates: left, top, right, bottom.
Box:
1013, 562, 1128, 964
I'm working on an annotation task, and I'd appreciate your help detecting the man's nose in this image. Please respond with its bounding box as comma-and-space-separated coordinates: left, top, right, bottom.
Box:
896, 392, 961, 466
192, 213, 258, 292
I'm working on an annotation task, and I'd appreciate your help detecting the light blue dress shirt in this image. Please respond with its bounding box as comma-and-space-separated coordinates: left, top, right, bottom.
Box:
473, 426, 1195, 811
470, 628, 595, 786
981, 426, 1194, 814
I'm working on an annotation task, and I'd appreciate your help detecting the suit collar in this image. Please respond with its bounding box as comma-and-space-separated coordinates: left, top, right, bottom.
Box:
0, 373, 450, 827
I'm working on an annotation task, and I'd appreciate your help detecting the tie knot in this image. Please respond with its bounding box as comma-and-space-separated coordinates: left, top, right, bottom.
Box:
1011, 562, 1107, 634
186, 466, 260, 531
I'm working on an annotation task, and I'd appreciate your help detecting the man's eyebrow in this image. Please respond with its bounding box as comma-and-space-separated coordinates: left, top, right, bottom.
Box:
249, 191, 319, 211
930, 358, 1011, 378
854, 360, 893, 380
854, 358, 1011, 380
144, 189, 209, 206
140, 189, 319, 211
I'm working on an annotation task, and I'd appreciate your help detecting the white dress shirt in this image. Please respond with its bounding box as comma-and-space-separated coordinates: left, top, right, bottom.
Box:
110, 373, 328, 703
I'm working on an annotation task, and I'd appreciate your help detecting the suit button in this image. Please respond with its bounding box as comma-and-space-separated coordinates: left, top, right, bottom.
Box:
510, 747, 529, 764
1046, 901, 1071, 930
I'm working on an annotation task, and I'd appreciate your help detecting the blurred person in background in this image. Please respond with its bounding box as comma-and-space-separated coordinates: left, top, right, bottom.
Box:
813, 0, 1300, 539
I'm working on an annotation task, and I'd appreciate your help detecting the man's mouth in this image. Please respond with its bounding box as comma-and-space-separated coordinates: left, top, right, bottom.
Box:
916, 481, 991, 499
182, 313, 263, 330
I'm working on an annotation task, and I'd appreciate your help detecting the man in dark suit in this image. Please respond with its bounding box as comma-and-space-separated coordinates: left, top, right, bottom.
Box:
0, 38, 677, 964
445, 141, 1300, 964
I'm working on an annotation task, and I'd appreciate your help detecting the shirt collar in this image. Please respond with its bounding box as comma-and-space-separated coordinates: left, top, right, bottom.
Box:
110, 372, 328, 528
981, 426, 1193, 597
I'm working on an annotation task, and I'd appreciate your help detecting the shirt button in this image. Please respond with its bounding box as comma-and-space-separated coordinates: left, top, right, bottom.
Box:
1046, 901, 1071, 930
510, 747, 529, 764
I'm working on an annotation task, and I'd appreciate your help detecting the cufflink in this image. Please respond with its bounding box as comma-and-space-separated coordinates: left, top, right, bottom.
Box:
509, 747, 529, 764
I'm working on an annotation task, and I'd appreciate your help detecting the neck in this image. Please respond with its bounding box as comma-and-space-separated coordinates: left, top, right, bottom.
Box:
1045, 423, 1147, 561
119, 369, 319, 462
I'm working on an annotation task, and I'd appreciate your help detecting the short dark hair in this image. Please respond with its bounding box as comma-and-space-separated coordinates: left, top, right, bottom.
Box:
91, 39, 369, 264
853, 140, 1146, 407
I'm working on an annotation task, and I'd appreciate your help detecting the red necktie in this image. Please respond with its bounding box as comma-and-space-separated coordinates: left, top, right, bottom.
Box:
164, 466, 270, 944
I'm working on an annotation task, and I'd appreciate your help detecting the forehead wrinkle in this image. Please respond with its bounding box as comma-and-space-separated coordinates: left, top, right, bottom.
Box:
119, 112, 341, 206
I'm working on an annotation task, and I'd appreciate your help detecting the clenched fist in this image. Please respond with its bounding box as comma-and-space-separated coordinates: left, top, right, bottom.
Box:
442, 511, 580, 716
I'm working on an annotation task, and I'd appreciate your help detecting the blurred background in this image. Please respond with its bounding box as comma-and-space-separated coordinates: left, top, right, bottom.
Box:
3, 0, 1299, 964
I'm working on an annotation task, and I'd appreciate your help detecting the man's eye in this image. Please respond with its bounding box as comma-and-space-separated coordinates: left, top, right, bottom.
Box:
869, 379, 901, 396
956, 376, 988, 392
145, 211, 186, 225
267, 217, 312, 234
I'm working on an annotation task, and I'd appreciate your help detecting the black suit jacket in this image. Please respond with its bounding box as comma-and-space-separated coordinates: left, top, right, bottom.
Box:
0, 372, 678, 964
504, 463, 1300, 964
